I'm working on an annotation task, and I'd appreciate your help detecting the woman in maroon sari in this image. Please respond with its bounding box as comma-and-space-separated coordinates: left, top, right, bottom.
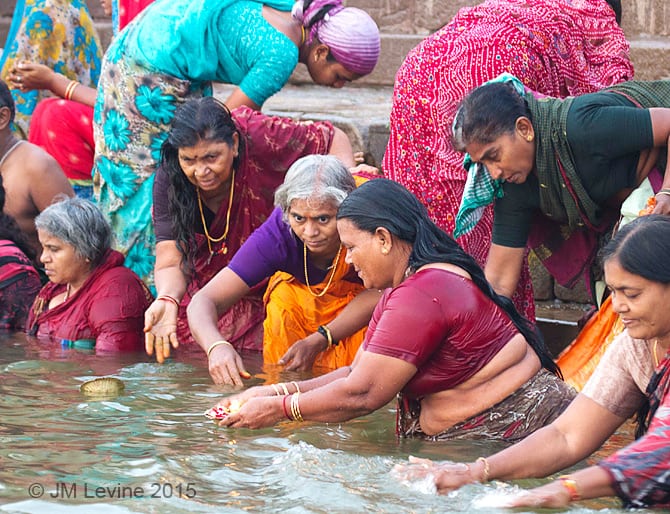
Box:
27, 197, 152, 352
144, 96, 366, 364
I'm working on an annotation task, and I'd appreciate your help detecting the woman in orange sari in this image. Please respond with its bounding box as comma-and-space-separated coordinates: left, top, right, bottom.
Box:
187, 155, 380, 385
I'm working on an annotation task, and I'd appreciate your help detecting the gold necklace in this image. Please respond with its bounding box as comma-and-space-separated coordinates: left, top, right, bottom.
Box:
653, 339, 660, 368
64, 283, 71, 301
197, 169, 235, 260
304, 244, 342, 297
300, 25, 306, 46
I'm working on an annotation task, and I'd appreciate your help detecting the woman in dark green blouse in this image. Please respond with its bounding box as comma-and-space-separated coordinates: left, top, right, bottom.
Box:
451, 78, 670, 300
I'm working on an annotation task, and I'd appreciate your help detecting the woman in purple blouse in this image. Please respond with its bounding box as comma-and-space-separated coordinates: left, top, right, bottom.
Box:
187, 155, 380, 385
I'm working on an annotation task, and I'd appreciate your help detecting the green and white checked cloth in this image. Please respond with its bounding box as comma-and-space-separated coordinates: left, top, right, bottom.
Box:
452, 73, 526, 239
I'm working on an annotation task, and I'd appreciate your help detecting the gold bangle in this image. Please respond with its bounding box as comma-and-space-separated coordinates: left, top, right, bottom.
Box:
290, 392, 303, 422
278, 382, 289, 395
655, 190, 670, 198
291, 381, 301, 394
270, 384, 281, 396
558, 475, 581, 501
64, 80, 79, 101
206, 340, 232, 358
476, 457, 490, 482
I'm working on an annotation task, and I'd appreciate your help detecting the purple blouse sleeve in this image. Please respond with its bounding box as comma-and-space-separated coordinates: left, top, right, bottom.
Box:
228, 207, 296, 287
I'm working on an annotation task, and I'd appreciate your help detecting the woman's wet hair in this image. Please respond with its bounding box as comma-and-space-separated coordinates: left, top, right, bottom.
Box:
600, 215, 670, 285
274, 155, 356, 220
0, 174, 34, 260
35, 197, 112, 266
160, 97, 242, 275
337, 178, 561, 377
451, 82, 531, 152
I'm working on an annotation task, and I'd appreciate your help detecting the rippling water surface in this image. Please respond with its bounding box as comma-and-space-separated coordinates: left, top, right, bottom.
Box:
0, 332, 635, 513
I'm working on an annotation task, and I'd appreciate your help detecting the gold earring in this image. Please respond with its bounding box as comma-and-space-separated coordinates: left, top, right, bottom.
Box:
381, 248, 389, 255
527, 136, 533, 142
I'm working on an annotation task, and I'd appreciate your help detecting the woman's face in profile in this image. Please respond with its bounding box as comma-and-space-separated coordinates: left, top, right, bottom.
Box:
38, 230, 91, 286
605, 258, 670, 344
337, 218, 393, 290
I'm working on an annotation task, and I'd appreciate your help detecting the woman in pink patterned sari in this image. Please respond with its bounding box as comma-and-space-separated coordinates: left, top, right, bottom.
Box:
382, 0, 633, 318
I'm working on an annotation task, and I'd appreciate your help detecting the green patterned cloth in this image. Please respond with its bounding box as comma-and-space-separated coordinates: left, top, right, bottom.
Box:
453, 73, 525, 238
454, 77, 670, 238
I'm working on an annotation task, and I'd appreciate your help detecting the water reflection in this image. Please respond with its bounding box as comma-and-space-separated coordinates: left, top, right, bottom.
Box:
0, 331, 633, 513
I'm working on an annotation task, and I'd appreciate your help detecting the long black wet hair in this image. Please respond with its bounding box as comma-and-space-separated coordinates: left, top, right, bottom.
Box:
0, 173, 35, 261
160, 97, 243, 276
337, 178, 561, 377
600, 215, 670, 438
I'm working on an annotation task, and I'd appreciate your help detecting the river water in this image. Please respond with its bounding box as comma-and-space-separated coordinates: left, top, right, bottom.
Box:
0, 331, 636, 513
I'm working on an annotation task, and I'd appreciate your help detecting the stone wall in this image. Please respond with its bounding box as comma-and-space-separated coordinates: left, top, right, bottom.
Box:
3, 0, 669, 85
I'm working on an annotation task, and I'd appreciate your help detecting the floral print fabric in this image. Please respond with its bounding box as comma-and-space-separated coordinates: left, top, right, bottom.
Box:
92, 40, 211, 286
0, 0, 102, 138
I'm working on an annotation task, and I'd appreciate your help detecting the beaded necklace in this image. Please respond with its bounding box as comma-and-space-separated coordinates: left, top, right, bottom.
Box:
197, 169, 235, 263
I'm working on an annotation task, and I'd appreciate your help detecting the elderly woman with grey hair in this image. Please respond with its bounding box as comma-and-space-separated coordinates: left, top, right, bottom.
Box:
188, 154, 380, 385
26, 197, 152, 352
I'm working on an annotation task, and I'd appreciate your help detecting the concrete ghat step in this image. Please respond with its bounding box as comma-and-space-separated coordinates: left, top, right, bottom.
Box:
214, 82, 394, 167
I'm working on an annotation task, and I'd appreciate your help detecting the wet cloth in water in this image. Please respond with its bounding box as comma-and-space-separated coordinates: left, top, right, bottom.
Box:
0, 0, 102, 139
26, 249, 153, 352
397, 369, 576, 441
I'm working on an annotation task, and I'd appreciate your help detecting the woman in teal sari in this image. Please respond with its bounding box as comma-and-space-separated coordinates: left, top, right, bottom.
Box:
92, 0, 380, 287
1, 0, 102, 139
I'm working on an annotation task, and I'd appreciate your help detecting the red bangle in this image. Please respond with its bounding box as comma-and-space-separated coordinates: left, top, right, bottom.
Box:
558, 475, 581, 501
156, 295, 179, 307
282, 395, 292, 420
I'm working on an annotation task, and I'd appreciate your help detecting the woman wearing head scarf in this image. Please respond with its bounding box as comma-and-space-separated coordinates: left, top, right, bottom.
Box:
92, 0, 380, 285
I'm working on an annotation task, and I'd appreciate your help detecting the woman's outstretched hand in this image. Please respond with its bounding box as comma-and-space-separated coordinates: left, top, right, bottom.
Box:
144, 300, 180, 363
392, 456, 478, 494
489, 482, 572, 509
207, 342, 250, 386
